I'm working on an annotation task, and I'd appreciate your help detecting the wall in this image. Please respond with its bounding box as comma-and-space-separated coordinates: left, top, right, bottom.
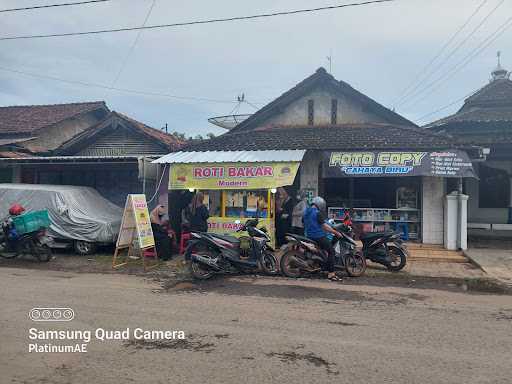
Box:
422, 176, 445, 245
22, 112, 103, 153
465, 160, 510, 223
299, 151, 321, 195
263, 88, 388, 127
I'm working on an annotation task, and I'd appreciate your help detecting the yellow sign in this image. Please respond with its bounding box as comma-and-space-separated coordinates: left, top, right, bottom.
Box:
207, 216, 275, 247
170, 162, 300, 190
116, 194, 155, 250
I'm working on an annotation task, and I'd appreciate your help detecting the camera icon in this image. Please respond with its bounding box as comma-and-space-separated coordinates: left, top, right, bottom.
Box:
29, 308, 74, 322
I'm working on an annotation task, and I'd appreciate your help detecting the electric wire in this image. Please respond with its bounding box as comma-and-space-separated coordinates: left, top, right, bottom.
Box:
0, 64, 237, 104
0, 0, 396, 41
0, 0, 109, 13
392, 0, 488, 108
107, 0, 156, 91
397, 0, 504, 108
406, 15, 512, 111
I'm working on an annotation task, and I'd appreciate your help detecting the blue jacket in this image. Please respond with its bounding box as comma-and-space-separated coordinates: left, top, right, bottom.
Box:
303, 206, 326, 240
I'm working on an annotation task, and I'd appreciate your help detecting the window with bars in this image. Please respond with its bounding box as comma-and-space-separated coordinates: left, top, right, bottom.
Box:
331, 99, 338, 124
307, 99, 314, 125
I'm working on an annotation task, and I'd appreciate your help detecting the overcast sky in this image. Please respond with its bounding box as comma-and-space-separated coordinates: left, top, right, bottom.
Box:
0, 0, 511, 136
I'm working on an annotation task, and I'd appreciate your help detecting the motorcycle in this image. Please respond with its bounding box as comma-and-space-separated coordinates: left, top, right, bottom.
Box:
185, 218, 278, 280
341, 212, 407, 272
0, 217, 53, 262
280, 222, 366, 278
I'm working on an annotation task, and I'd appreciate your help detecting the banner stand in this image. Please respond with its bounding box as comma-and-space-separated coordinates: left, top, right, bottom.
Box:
112, 194, 159, 272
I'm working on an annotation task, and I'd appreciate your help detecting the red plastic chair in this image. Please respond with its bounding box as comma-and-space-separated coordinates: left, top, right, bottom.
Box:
180, 231, 191, 254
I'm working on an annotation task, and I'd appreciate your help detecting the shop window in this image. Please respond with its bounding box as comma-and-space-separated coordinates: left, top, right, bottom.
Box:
204, 190, 221, 216
331, 99, 338, 124
225, 190, 270, 218
478, 164, 509, 208
307, 99, 314, 125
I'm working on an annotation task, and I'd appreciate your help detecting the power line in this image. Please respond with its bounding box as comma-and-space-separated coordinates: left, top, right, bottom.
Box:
415, 91, 475, 124
392, 0, 488, 108
397, 0, 504, 108
107, 0, 156, 91
0, 0, 109, 13
410, 15, 512, 116
0, 64, 237, 104
0, 0, 396, 41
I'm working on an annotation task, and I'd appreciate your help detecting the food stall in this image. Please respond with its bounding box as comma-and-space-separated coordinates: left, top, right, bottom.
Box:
154, 150, 306, 245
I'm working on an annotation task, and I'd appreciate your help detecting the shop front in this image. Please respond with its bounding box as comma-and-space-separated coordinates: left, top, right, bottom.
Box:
154, 150, 305, 245
319, 150, 477, 242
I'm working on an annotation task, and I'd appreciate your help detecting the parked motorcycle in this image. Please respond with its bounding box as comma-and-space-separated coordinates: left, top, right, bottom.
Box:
185, 218, 278, 280
280, 222, 366, 278
0, 217, 53, 262
341, 212, 407, 271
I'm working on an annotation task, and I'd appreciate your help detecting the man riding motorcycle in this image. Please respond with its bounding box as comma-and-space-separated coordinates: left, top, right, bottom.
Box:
303, 196, 342, 281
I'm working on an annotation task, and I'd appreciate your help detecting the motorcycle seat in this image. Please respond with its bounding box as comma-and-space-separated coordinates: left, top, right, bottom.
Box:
208, 233, 241, 246
286, 233, 318, 245
360, 231, 394, 241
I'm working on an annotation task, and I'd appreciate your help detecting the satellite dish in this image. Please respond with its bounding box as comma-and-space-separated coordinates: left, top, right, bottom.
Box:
208, 114, 252, 129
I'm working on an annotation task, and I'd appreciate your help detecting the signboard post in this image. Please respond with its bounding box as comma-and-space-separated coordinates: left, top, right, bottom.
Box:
112, 194, 158, 271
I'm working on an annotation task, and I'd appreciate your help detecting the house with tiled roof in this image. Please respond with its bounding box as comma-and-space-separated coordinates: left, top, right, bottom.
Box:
159, 68, 481, 248
0, 101, 184, 206
427, 60, 512, 227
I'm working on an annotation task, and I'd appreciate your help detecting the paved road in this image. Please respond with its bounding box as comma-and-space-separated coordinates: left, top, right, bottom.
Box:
1, 267, 511, 384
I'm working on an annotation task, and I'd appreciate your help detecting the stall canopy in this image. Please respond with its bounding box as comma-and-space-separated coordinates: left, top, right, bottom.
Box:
323, 150, 477, 178
154, 150, 306, 190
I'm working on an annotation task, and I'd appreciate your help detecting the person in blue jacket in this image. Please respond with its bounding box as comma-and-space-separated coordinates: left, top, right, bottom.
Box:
303, 196, 342, 281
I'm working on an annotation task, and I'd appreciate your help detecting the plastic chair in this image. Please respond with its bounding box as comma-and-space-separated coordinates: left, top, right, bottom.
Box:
180, 231, 192, 254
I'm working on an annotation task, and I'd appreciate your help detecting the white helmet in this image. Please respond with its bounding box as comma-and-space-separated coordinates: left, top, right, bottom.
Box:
311, 196, 326, 212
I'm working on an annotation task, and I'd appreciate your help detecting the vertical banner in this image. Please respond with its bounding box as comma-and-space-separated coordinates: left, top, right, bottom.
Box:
115, 194, 155, 250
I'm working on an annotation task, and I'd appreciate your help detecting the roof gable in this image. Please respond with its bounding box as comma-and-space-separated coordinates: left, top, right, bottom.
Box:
460, 78, 512, 111
57, 112, 184, 156
0, 101, 108, 135
230, 68, 415, 132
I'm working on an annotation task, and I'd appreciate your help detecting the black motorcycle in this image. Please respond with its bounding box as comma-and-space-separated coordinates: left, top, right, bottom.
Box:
280, 222, 366, 278
185, 218, 278, 280
359, 231, 408, 271
339, 212, 407, 271
0, 218, 52, 262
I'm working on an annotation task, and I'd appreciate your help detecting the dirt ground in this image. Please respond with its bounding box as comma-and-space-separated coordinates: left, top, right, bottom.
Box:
1, 266, 511, 384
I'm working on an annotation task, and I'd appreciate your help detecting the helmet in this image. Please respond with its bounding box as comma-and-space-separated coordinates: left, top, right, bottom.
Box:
311, 196, 326, 212
9, 204, 25, 216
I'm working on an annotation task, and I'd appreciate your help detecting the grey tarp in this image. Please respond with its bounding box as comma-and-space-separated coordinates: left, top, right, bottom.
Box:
0, 184, 122, 243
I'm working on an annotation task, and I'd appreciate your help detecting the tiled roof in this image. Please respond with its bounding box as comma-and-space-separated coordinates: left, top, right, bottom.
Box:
0, 151, 31, 158
230, 68, 415, 133
428, 78, 512, 127
0, 101, 108, 134
57, 111, 185, 154
181, 123, 468, 152
113, 112, 184, 150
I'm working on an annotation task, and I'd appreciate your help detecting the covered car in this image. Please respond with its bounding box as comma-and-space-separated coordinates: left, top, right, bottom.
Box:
0, 184, 123, 254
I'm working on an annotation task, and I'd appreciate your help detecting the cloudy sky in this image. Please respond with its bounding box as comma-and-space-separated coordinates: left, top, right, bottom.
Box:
0, 0, 511, 136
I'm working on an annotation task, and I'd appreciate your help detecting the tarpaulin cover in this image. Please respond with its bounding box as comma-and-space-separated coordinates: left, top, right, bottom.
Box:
0, 184, 122, 243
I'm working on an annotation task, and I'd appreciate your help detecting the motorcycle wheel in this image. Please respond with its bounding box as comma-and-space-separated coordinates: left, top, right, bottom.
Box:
386, 245, 407, 272
189, 247, 216, 280
280, 250, 304, 278
35, 244, 52, 262
344, 251, 366, 277
259, 251, 278, 274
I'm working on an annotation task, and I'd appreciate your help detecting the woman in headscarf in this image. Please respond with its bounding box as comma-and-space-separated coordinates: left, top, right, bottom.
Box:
189, 192, 209, 233
150, 205, 172, 261
275, 187, 294, 246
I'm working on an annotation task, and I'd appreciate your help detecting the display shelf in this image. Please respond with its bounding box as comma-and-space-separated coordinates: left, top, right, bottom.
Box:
328, 207, 421, 240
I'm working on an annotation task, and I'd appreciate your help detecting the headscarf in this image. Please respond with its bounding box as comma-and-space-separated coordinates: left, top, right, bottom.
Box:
150, 205, 166, 225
